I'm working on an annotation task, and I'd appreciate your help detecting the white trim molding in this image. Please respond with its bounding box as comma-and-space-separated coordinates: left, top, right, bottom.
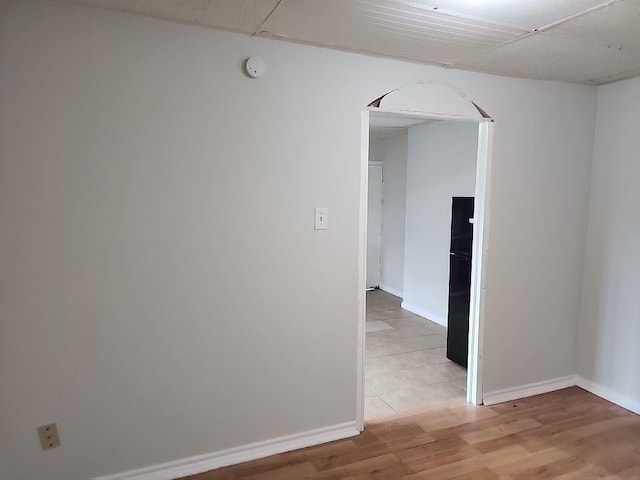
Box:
378, 284, 403, 298
356, 109, 370, 431
400, 301, 446, 327
94, 422, 359, 480
577, 376, 640, 415
483, 375, 577, 406
466, 121, 493, 406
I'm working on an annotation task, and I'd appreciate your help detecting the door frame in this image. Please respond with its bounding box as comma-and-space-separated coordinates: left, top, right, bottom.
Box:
356, 108, 494, 430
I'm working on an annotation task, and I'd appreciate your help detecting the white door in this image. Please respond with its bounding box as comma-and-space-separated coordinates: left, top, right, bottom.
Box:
367, 164, 383, 288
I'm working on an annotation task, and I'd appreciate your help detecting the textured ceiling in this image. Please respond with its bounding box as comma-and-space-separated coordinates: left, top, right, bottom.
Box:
58, 0, 640, 85
61, 0, 281, 34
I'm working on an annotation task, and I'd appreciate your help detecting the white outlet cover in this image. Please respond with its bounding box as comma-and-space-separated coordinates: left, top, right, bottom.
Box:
245, 57, 265, 78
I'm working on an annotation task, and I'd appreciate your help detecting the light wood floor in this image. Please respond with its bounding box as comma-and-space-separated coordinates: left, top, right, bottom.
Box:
182, 387, 640, 479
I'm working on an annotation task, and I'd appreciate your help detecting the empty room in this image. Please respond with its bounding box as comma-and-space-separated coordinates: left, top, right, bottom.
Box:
1, 1, 639, 479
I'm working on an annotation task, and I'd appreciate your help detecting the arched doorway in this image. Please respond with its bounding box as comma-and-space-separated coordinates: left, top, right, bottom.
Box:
356, 82, 494, 429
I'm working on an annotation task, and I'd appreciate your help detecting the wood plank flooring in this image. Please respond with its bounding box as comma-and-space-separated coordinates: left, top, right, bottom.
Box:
182, 387, 640, 479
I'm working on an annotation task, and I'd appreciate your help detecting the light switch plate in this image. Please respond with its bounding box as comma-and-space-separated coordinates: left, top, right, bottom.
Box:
38, 423, 61, 451
314, 207, 328, 230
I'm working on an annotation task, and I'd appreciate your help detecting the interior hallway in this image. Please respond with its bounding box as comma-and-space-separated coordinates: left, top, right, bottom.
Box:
365, 290, 466, 419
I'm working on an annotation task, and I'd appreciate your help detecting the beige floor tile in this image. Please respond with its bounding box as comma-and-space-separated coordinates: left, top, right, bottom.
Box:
411, 334, 446, 349
430, 362, 468, 380
450, 374, 468, 390
365, 290, 467, 418
393, 365, 450, 388
379, 383, 466, 411
366, 335, 444, 358
366, 353, 426, 372
365, 371, 408, 396
365, 320, 393, 333
364, 396, 395, 419
383, 324, 442, 337
385, 316, 436, 330
366, 310, 402, 321
402, 348, 452, 365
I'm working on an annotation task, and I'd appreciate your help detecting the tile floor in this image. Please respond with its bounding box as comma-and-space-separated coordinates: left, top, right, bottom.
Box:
365, 289, 466, 419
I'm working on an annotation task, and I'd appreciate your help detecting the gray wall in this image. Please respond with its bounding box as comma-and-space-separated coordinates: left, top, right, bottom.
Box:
0, 1, 596, 478
577, 77, 640, 414
403, 122, 478, 326
369, 134, 408, 297
0, 440, 7, 480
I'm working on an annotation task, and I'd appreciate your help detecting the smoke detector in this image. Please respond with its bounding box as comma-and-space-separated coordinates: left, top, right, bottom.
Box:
245, 57, 266, 78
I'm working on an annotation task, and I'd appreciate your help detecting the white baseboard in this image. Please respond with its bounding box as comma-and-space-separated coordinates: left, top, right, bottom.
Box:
577, 376, 640, 415
400, 301, 446, 327
483, 375, 577, 406
378, 284, 403, 298
94, 421, 359, 480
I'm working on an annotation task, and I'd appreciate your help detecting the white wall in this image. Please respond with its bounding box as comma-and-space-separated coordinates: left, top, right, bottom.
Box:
576, 77, 640, 413
0, 1, 596, 479
368, 138, 384, 164
369, 134, 408, 297
402, 122, 478, 326
0, 445, 8, 480
366, 164, 383, 288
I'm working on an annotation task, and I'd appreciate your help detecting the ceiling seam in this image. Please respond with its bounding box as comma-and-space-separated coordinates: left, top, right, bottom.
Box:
447, 0, 624, 74
473, 0, 623, 55
600, 66, 640, 84
253, 0, 284, 36
533, 0, 623, 34
257, 31, 460, 68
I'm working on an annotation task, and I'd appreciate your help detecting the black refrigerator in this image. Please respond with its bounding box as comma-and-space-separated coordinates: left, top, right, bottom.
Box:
446, 197, 474, 368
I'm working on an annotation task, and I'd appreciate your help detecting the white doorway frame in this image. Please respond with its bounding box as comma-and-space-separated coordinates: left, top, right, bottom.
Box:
356, 108, 494, 430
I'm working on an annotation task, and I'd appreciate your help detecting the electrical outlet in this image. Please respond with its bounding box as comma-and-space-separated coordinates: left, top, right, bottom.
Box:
37, 423, 60, 451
